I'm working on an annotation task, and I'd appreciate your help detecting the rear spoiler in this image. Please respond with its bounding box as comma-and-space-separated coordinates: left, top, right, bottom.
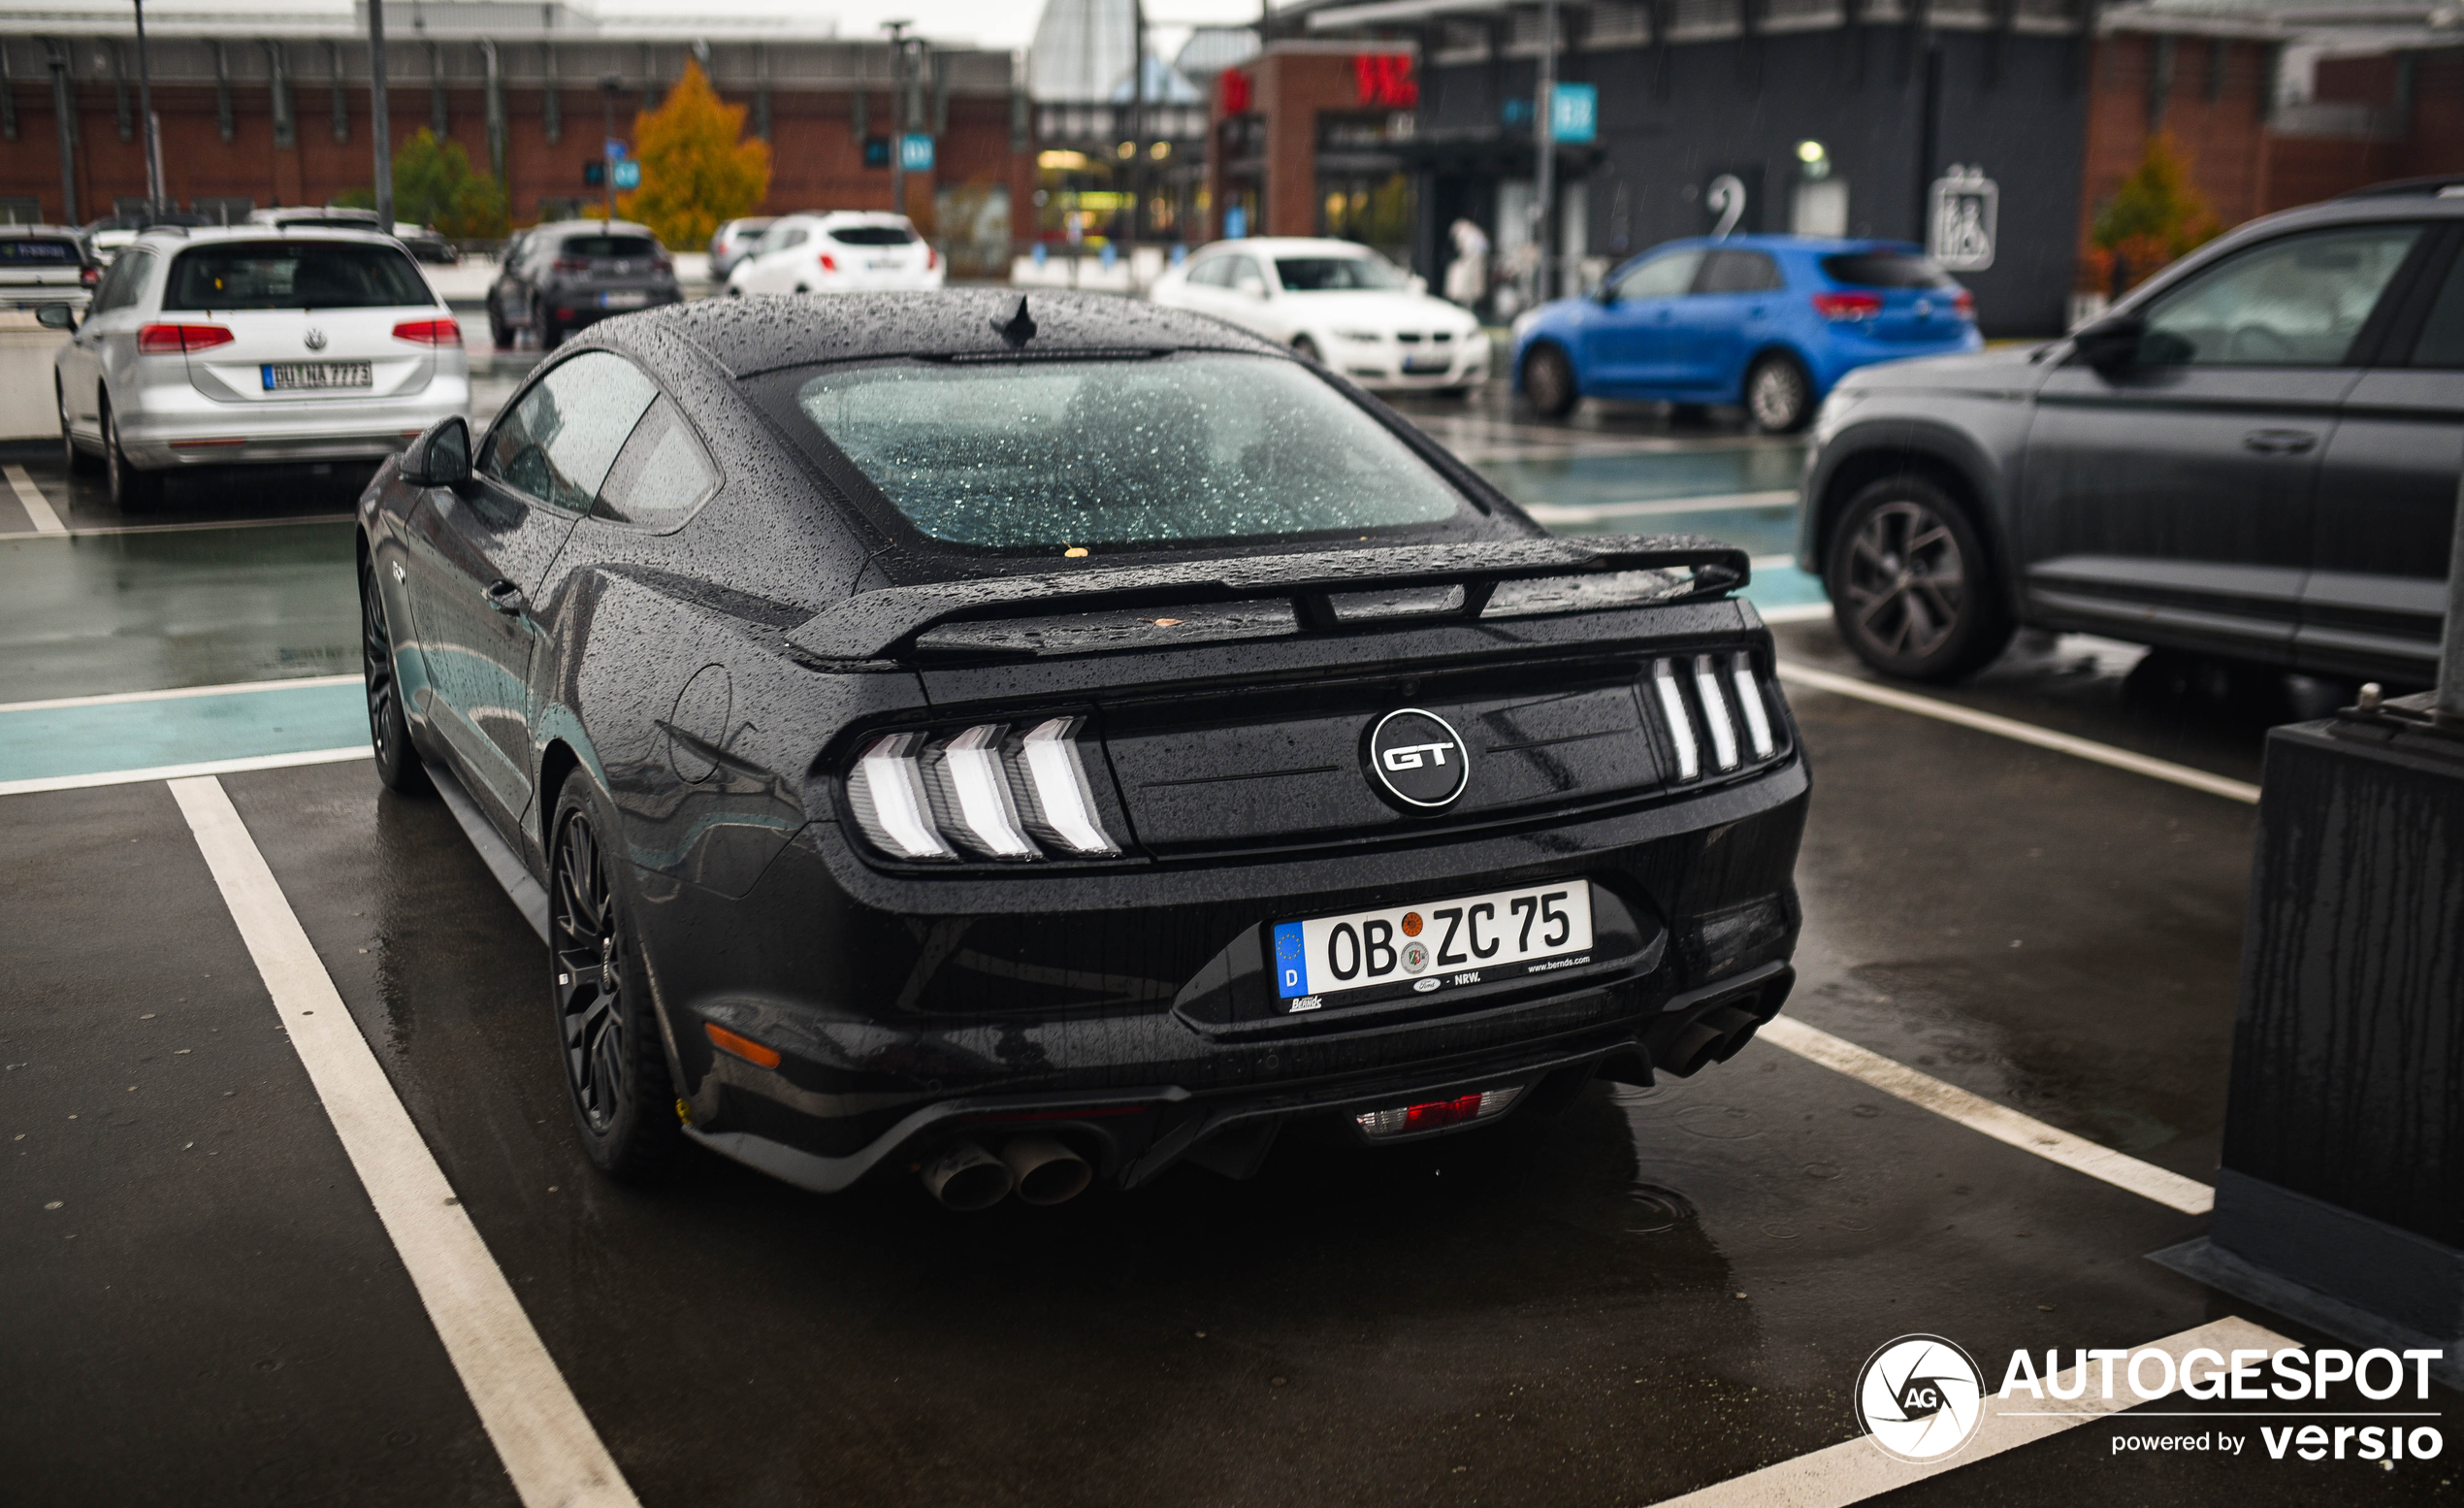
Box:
784, 534, 1751, 663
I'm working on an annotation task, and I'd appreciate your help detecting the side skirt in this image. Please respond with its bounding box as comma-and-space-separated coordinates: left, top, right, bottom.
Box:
425, 755, 551, 944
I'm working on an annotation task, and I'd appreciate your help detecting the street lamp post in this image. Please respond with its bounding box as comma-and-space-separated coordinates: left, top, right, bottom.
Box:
600, 75, 621, 224
1534, 0, 1557, 305
1126, 0, 1145, 257
369, 0, 392, 227
132, 0, 163, 215
884, 21, 911, 219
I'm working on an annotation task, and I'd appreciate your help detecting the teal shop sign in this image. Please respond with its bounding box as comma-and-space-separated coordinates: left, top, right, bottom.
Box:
1550, 83, 1598, 144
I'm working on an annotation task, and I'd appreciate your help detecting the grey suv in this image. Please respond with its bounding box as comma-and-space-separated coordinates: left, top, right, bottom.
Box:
1798, 179, 2464, 684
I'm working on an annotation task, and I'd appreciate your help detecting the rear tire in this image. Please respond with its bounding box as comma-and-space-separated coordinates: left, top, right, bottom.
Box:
1744, 353, 1813, 433
1523, 343, 1577, 418
550, 776, 685, 1181
1292, 335, 1322, 363
487, 306, 511, 348
104, 402, 160, 512
360, 554, 433, 796
1825, 475, 2014, 683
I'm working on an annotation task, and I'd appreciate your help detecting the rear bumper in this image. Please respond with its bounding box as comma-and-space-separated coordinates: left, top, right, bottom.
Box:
653, 753, 1810, 1194
117, 375, 470, 468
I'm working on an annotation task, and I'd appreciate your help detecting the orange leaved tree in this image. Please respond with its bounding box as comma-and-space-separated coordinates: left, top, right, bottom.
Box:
618, 59, 772, 249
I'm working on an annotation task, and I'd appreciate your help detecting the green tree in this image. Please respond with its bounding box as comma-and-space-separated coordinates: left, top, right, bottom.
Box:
618, 59, 771, 248
2086, 133, 2221, 293
334, 129, 509, 239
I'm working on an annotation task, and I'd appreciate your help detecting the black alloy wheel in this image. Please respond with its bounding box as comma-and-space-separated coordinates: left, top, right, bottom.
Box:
532, 297, 560, 350
550, 779, 682, 1179
360, 556, 432, 795
1524, 343, 1577, 418
1745, 354, 1813, 433
1826, 476, 2013, 682
104, 402, 161, 511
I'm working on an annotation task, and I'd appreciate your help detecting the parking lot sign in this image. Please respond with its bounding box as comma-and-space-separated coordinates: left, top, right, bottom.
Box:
899, 134, 935, 173
1929, 165, 1997, 272
611, 159, 641, 190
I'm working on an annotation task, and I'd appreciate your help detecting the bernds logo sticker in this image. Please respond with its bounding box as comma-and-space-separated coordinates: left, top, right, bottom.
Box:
1366, 708, 1468, 809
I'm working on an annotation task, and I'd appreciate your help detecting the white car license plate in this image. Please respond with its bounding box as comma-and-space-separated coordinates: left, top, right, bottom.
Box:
868, 258, 903, 271
1273, 881, 1594, 1011
1403, 354, 1451, 374
261, 362, 373, 391
600, 290, 650, 309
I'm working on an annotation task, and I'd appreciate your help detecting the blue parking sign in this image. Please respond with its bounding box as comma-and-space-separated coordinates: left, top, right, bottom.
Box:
611, 159, 641, 190
1549, 82, 1598, 145
899, 133, 935, 173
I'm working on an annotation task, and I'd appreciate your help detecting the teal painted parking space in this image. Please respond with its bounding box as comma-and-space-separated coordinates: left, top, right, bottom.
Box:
0, 680, 368, 785
1474, 445, 1804, 507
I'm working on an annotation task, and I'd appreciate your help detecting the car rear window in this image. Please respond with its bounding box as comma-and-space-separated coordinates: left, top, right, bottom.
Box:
827, 224, 915, 246
0, 239, 81, 265
163, 241, 433, 311
1821, 252, 1956, 289
1275, 256, 1410, 291
561, 235, 658, 259
787, 353, 1467, 549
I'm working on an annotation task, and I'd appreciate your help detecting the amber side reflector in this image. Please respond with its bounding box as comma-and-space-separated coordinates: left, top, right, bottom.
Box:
703, 1022, 781, 1068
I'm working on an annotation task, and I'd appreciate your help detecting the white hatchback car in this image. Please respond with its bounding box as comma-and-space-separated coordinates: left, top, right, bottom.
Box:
725, 212, 943, 295
1150, 237, 1490, 395
47, 226, 469, 509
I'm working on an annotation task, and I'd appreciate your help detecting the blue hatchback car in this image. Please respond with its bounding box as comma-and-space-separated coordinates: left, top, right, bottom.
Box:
1510, 236, 1983, 431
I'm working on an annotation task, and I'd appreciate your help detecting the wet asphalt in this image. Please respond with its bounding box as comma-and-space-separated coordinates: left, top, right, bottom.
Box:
2, 372, 2455, 1505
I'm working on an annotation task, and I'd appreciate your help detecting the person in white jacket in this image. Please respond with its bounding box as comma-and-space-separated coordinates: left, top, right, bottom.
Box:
1443, 218, 1490, 310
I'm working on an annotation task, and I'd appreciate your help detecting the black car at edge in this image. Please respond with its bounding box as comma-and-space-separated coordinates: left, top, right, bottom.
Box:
359, 290, 1810, 1208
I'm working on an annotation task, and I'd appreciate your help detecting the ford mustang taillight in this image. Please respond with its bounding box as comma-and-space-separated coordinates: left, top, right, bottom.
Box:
392, 317, 461, 344
846, 716, 1120, 863
1811, 291, 1882, 321
1645, 652, 1780, 784
137, 322, 234, 354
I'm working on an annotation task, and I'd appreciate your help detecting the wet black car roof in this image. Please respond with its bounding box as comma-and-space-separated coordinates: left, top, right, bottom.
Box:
650, 289, 1287, 379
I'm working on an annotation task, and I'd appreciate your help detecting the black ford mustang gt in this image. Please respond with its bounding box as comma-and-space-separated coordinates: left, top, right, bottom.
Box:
357, 290, 1809, 1209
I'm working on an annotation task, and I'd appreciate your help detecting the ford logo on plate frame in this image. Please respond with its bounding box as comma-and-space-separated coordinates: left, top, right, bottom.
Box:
1366, 707, 1469, 809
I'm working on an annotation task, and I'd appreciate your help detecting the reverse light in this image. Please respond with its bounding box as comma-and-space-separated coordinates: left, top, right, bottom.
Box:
1650, 659, 1700, 781
1692, 654, 1741, 771
392, 317, 461, 345
848, 733, 955, 861
1356, 1086, 1523, 1139
1811, 291, 1883, 321
138, 322, 234, 354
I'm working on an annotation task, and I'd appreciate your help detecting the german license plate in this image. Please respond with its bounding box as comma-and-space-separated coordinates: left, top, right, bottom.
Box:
261, 362, 372, 391
1403, 354, 1451, 374
869, 258, 903, 271
599, 289, 650, 309
1272, 881, 1594, 1012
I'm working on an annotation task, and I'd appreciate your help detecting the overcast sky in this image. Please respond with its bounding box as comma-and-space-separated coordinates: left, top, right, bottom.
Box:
603, 0, 1271, 54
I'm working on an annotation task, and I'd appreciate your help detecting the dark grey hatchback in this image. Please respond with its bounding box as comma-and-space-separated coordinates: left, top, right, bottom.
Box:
1799, 179, 2464, 684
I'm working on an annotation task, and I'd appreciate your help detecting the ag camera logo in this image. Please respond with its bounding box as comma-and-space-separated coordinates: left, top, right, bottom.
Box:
1858, 1334, 1986, 1463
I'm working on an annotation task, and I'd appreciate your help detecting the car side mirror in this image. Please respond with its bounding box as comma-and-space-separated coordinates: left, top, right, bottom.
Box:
2071, 311, 2144, 374
35, 303, 78, 332
1595, 283, 1618, 306
400, 415, 470, 487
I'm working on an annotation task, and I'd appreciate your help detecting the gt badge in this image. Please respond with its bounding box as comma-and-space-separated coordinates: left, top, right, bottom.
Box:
1366, 707, 1469, 809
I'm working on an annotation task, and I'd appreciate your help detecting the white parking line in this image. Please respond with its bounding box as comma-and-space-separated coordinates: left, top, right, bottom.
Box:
1775, 661, 2262, 805
1522, 489, 1799, 524
1657, 1316, 2295, 1507
1757, 1015, 2215, 1215
0, 672, 363, 714
0, 746, 369, 798
0, 510, 357, 542
4, 464, 67, 534
170, 776, 640, 1508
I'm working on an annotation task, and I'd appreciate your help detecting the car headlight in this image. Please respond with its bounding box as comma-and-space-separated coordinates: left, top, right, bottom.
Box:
1330, 328, 1384, 344
1815, 386, 1867, 428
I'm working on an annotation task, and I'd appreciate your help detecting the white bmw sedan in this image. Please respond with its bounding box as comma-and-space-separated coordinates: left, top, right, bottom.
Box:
1150, 237, 1490, 395
725, 212, 943, 295
47, 226, 469, 509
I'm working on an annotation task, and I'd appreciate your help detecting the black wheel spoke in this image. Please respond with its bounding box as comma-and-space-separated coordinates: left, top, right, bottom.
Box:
551, 804, 632, 1133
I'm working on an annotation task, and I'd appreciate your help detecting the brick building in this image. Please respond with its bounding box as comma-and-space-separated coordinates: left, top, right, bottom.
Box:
0, 3, 1034, 271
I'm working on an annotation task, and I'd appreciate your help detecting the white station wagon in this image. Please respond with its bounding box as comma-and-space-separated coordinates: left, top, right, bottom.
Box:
46, 226, 469, 509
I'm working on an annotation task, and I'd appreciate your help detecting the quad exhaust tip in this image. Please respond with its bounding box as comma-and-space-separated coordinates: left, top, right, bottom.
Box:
919, 1136, 1093, 1209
